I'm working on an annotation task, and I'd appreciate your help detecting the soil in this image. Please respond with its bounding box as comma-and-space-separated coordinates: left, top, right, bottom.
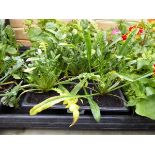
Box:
22, 89, 126, 110
0, 84, 13, 93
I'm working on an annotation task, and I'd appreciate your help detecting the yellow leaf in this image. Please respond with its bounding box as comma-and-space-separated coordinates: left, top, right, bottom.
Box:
70, 109, 80, 127
63, 97, 80, 127
63, 98, 78, 105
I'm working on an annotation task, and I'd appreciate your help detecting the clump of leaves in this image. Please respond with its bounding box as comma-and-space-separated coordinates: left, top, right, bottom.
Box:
25, 19, 98, 76
117, 20, 155, 120
4, 19, 155, 126
0, 19, 20, 83
30, 73, 101, 126
0, 82, 23, 107
23, 48, 61, 92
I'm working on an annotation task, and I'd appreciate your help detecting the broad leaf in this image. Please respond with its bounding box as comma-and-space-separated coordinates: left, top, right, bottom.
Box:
135, 95, 155, 120
6, 46, 17, 55
146, 87, 155, 96
137, 58, 148, 70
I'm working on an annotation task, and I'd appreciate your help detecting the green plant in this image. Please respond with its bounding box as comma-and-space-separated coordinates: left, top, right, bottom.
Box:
0, 20, 23, 90
26, 19, 155, 126
23, 48, 61, 92
117, 20, 155, 120
2, 19, 155, 126
25, 19, 98, 76
29, 72, 101, 126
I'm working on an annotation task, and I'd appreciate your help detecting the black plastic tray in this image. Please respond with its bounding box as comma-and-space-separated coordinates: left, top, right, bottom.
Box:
21, 89, 129, 114
1, 82, 155, 130
0, 114, 155, 130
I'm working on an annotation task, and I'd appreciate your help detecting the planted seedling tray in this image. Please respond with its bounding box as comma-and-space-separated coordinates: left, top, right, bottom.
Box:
21, 89, 129, 114
1, 87, 155, 130
1, 85, 155, 130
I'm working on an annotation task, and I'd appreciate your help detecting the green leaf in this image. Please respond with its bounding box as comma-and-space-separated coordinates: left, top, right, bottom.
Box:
6, 46, 17, 55
114, 72, 153, 83
135, 72, 153, 81
107, 37, 121, 49
135, 95, 155, 120
52, 85, 70, 95
113, 72, 134, 82
27, 27, 42, 41
71, 79, 87, 95
12, 73, 21, 79
1, 82, 22, 107
58, 43, 75, 48
137, 58, 148, 70
45, 22, 57, 30
87, 96, 101, 122
84, 30, 92, 71
25, 19, 33, 27
146, 87, 155, 96
84, 88, 101, 122
119, 29, 138, 56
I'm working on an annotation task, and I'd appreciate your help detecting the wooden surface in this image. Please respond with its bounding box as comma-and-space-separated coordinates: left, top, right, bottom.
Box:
9, 19, 139, 46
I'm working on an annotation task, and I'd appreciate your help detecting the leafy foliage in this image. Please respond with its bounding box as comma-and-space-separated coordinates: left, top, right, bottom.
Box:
2, 19, 155, 126
23, 48, 61, 92
0, 19, 20, 83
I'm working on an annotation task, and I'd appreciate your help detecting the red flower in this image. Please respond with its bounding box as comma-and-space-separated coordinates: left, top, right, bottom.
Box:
137, 28, 144, 35
122, 34, 128, 41
129, 25, 144, 35
122, 25, 144, 41
129, 25, 137, 31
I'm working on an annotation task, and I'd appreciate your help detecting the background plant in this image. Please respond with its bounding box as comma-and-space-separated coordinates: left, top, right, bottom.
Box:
0, 19, 23, 88
115, 20, 155, 120
25, 19, 98, 76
